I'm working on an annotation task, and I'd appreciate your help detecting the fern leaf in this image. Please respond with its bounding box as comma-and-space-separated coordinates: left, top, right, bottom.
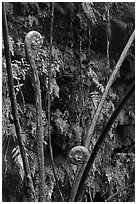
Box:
12, 146, 25, 180
90, 91, 99, 109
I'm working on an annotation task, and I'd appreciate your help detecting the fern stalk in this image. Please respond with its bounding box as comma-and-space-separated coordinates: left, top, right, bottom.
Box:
75, 81, 134, 201
106, 3, 111, 71
70, 30, 135, 201
106, 183, 134, 201
48, 3, 64, 201
25, 30, 45, 201
2, 3, 35, 201
85, 30, 135, 148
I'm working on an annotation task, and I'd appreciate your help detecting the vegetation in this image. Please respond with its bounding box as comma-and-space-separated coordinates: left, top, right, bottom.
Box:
2, 2, 135, 202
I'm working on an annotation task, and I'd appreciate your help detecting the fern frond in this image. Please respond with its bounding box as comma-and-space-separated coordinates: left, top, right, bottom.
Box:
88, 68, 104, 93
92, 77, 104, 93
12, 146, 25, 180
90, 91, 100, 109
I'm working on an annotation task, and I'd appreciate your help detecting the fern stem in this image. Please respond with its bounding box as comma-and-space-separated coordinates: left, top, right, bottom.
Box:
106, 183, 134, 201
2, 3, 35, 201
25, 30, 45, 201
70, 30, 135, 201
85, 29, 135, 148
75, 81, 134, 201
106, 3, 111, 71
48, 3, 64, 202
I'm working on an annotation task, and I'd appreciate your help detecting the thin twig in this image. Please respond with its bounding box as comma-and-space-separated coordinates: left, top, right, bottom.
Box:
106, 3, 111, 71
106, 183, 135, 201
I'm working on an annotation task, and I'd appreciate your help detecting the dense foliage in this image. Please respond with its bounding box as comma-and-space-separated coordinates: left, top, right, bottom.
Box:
2, 2, 135, 202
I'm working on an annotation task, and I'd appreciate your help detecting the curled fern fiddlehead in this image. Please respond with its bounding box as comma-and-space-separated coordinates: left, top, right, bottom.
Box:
25, 31, 43, 58
25, 31, 45, 201
69, 146, 90, 165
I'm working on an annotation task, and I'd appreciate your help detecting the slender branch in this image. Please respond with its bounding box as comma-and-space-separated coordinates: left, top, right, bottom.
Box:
88, 23, 91, 57
85, 29, 135, 148
75, 81, 135, 201
2, 3, 35, 201
70, 30, 135, 201
48, 3, 64, 201
106, 183, 135, 202
106, 3, 111, 70
25, 31, 45, 201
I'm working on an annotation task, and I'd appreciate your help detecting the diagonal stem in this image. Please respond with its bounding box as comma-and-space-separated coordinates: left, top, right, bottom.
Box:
48, 3, 64, 201
70, 30, 135, 202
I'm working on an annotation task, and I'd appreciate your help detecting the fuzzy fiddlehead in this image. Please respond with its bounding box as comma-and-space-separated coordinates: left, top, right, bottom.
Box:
25, 31, 43, 58
25, 31, 45, 201
69, 146, 90, 165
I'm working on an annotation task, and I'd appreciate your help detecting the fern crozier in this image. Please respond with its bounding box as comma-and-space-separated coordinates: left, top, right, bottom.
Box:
69, 145, 90, 165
